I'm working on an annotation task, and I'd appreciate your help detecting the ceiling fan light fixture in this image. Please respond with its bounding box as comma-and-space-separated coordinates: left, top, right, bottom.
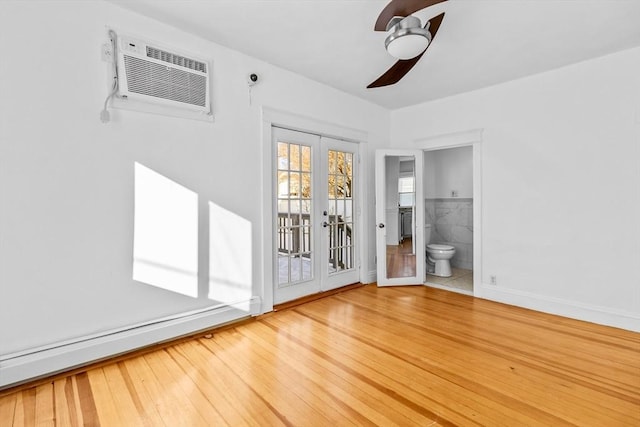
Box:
385, 16, 431, 60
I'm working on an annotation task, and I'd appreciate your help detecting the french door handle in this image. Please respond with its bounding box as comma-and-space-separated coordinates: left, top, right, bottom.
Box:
378, 223, 385, 228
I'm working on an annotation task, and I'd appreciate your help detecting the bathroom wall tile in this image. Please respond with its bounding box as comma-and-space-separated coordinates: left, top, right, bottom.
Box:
452, 253, 472, 270
455, 206, 468, 225
436, 224, 452, 242
435, 207, 454, 225
432, 228, 444, 243
452, 225, 473, 244
426, 198, 473, 271
425, 201, 436, 225
453, 246, 472, 270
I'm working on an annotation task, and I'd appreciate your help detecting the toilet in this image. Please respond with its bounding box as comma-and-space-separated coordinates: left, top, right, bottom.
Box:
424, 224, 456, 277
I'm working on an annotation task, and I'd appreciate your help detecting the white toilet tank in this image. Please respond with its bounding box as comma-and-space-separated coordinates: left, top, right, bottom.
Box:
424, 224, 431, 245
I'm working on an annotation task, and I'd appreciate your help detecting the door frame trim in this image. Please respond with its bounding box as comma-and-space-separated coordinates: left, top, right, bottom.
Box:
413, 128, 483, 297
260, 107, 369, 313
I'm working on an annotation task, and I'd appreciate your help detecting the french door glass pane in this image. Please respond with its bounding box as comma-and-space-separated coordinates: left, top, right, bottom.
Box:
277, 140, 313, 286
327, 149, 354, 274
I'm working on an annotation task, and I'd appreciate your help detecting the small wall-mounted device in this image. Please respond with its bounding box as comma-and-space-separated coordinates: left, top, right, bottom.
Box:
248, 73, 259, 86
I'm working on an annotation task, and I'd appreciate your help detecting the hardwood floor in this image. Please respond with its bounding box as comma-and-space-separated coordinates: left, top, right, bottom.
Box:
387, 238, 417, 278
1, 285, 639, 426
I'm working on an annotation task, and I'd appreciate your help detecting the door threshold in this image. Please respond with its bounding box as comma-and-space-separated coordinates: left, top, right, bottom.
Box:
424, 282, 473, 296
274, 283, 364, 312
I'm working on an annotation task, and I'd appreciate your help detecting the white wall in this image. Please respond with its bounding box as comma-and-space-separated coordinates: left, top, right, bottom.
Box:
392, 47, 640, 330
0, 0, 389, 375
424, 146, 473, 199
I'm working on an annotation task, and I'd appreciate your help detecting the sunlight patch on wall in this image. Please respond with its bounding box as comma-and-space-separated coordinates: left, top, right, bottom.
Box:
208, 201, 252, 309
133, 163, 198, 298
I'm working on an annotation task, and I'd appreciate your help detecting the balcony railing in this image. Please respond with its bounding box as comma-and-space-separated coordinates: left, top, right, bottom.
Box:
277, 213, 352, 270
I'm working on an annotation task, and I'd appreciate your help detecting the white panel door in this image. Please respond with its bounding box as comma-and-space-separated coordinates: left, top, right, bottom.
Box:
375, 149, 424, 286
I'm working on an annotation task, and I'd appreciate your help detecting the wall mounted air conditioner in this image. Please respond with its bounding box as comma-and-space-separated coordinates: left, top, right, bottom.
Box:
116, 35, 211, 115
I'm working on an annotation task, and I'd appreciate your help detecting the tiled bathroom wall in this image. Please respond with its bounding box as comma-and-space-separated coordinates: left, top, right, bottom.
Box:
425, 198, 473, 270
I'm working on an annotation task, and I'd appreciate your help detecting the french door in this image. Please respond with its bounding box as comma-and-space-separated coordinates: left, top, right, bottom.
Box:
273, 127, 359, 303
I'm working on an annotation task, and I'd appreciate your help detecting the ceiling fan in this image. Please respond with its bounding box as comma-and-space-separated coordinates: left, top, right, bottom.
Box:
367, 0, 447, 88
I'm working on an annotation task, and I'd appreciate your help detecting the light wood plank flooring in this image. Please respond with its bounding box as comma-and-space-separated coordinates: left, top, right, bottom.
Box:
1, 285, 639, 426
387, 238, 416, 278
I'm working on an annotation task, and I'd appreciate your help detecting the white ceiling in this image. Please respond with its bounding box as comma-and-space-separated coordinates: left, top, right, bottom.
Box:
110, 0, 640, 110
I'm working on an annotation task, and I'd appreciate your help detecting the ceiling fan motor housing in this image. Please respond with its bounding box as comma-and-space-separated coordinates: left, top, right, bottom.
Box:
385, 16, 432, 60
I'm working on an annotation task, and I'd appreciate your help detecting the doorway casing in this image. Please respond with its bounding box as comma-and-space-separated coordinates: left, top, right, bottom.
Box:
413, 129, 483, 297
260, 107, 369, 313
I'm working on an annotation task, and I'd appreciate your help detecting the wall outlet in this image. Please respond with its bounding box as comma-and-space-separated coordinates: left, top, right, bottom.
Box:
490, 275, 497, 285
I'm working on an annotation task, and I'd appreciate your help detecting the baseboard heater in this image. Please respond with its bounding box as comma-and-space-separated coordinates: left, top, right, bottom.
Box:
0, 297, 261, 389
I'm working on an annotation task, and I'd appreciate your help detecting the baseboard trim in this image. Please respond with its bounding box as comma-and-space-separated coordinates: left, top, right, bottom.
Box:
478, 284, 640, 332
0, 297, 261, 389
364, 270, 377, 284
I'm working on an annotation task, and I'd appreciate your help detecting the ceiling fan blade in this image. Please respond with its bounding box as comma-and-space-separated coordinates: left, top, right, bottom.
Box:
367, 53, 424, 89
375, 0, 447, 31
368, 13, 445, 88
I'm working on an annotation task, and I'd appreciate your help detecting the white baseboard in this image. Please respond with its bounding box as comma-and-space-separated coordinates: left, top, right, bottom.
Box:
478, 284, 640, 332
0, 297, 261, 389
363, 270, 377, 284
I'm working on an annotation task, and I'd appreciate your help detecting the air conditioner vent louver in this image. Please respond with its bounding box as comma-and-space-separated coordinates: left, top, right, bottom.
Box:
115, 34, 211, 115
123, 55, 207, 107
146, 46, 207, 73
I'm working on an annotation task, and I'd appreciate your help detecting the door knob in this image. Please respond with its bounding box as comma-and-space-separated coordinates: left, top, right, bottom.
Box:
378, 223, 385, 228
322, 221, 329, 228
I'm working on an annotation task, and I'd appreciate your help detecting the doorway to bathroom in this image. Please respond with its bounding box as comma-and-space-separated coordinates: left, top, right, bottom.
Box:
374, 129, 482, 292
423, 145, 474, 295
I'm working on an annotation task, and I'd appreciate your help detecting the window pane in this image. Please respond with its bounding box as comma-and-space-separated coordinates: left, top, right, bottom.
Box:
328, 150, 336, 174
345, 200, 353, 222
301, 173, 311, 198
301, 146, 311, 172
336, 175, 345, 199
399, 193, 415, 207
290, 172, 301, 198
291, 256, 301, 282
278, 171, 289, 197
278, 254, 289, 284
337, 151, 345, 174
398, 176, 414, 192
290, 144, 300, 171
277, 142, 288, 170
301, 199, 311, 215
346, 153, 353, 173
300, 226, 312, 253
302, 253, 312, 280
